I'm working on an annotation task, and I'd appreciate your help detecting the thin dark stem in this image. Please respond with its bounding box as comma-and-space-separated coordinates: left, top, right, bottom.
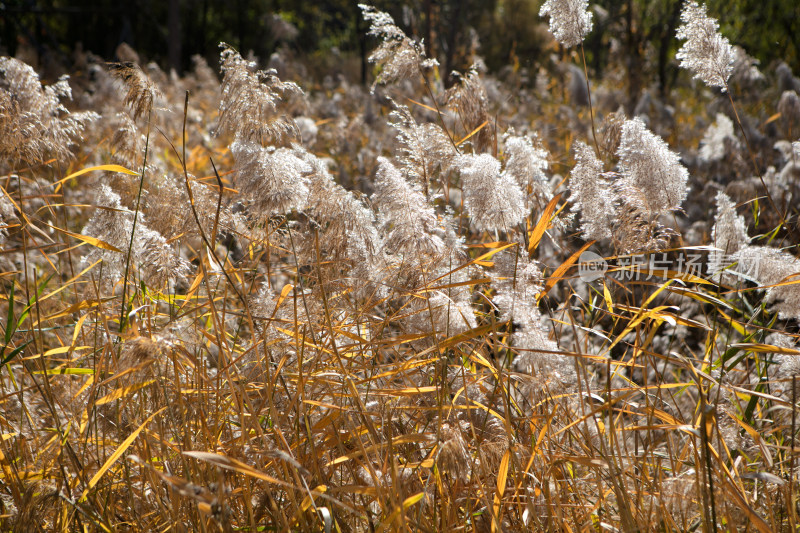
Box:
119, 109, 151, 333
791, 375, 797, 521
579, 43, 600, 157
725, 89, 794, 240
699, 393, 718, 532
422, 74, 459, 156
172, 91, 247, 307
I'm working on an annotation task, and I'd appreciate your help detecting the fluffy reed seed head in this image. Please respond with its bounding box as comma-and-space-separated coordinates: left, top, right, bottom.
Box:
81, 185, 189, 289
736, 245, 800, 321
217, 44, 301, 145
0, 57, 98, 165
712, 190, 749, 256
445, 66, 492, 152
230, 141, 311, 216
390, 103, 455, 196
676, 1, 734, 91
503, 132, 552, 212
302, 151, 381, 262
457, 153, 527, 233
569, 141, 614, 241
699, 113, 739, 163
359, 4, 438, 89
539, 0, 593, 48
373, 156, 445, 257
616, 117, 688, 217
108, 62, 162, 121
0, 189, 15, 244
778, 90, 800, 136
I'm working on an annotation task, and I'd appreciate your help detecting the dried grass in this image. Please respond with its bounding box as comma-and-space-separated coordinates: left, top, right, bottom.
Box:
0, 4, 799, 531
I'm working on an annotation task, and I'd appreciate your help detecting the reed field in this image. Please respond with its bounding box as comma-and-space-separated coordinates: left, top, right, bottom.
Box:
1, 1, 800, 530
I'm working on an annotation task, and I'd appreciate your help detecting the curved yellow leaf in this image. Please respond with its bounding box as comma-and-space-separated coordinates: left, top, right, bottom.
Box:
53, 164, 138, 189
46, 223, 122, 252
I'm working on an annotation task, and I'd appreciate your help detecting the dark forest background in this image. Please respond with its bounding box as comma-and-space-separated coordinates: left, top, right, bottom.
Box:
1, 0, 798, 92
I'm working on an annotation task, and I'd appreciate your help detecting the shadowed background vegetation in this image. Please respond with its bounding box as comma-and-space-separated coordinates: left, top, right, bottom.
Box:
2, 0, 799, 92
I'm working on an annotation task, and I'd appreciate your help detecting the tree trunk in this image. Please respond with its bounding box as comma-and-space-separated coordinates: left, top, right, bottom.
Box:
168, 0, 181, 73
625, 0, 641, 116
